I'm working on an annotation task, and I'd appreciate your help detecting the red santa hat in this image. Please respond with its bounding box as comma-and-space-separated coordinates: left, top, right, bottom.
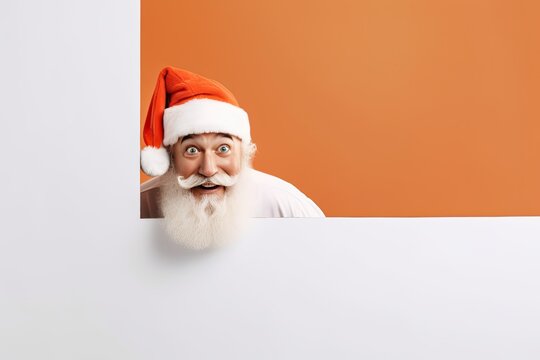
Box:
141, 67, 251, 177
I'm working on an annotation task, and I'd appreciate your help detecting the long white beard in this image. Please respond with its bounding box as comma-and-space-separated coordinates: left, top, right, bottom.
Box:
159, 170, 250, 250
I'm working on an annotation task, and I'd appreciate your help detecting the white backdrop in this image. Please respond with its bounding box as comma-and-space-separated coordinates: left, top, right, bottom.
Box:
1, 1, 539, 359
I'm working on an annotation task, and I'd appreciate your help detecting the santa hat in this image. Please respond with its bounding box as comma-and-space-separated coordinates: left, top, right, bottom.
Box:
140, 67, 251, 177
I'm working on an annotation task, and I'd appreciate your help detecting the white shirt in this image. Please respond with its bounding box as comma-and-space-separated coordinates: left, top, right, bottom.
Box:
140, 168, 325, 218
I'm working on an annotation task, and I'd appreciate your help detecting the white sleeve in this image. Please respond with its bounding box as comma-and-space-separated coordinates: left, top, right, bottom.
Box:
249, 170, 325, 218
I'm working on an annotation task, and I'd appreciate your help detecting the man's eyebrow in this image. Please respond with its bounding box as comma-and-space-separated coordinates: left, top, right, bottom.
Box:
180, 134, 193, 144
217, 133, 233, 140
180, 133, 233, 144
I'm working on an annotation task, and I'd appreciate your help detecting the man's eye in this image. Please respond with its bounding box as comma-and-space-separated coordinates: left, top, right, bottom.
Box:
218, 145, 230, 153
186, 146, 199, 154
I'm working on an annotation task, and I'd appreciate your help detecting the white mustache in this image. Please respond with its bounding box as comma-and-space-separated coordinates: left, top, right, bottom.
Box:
177, 173, 239, 189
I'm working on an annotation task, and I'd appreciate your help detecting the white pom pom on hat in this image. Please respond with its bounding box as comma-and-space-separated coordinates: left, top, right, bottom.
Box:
140, 146, 169, 177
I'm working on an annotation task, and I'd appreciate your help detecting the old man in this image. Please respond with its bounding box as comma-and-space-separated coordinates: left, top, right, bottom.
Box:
140, 67, 324, 249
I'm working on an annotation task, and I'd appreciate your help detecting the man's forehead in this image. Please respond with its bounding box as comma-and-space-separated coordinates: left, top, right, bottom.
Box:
180, 132, 235, 144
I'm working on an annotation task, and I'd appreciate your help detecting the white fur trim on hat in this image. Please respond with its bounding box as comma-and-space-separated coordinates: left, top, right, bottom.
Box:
141, 146, 170, 177
163, 98, 251, 146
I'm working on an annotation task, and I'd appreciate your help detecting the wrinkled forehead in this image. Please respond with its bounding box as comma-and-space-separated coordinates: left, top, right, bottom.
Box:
180, 132, 238, 144
170, 132, 243, 151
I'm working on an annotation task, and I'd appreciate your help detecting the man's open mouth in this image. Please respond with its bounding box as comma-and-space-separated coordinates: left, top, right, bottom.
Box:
193, 183, 224, 192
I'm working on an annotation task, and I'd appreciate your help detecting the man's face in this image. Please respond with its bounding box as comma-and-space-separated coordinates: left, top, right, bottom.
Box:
171, 132, 243, 198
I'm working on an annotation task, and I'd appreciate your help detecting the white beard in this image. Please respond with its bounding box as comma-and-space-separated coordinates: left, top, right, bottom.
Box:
159, 170, 250, 250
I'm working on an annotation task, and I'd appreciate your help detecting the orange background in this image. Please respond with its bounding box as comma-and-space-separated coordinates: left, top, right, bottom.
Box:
141, 0, 540, 217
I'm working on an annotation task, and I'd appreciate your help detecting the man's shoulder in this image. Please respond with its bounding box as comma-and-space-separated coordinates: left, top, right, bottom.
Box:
247, 168, 304, 194
140, 176, 164, 218
246, 168, 325, 217
141, 175, 165, 193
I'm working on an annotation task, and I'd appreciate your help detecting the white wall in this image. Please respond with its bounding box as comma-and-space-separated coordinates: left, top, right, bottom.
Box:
1, 1, 539, 359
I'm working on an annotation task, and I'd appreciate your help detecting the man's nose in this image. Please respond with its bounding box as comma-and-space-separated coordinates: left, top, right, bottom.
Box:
198, 153, 218, 178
